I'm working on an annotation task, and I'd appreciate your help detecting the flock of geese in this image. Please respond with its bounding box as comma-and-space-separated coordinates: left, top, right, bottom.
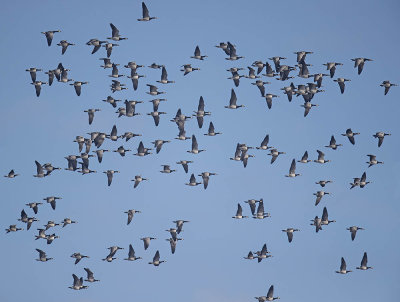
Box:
4, 1, 395, 298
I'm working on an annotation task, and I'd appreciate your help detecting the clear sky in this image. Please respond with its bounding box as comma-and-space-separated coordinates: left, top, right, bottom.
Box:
0, 0, 399, 301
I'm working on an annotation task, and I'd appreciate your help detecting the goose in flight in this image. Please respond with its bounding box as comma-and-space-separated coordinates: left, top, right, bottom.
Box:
191, 45, 207, 60
93, 149, 109, 163
111, 80, 127, 93
103, 95, 121, 108
152, 140, 170, 154
321, 207, 335, 225
356, 252, 372, 270
146, 84, 165, 96
141, 237, 156, 250
310, 216, 322, 233
244, 251, 255, 260
157, 66, 174, 84
43, 164, 62, 176
41, 30, 60, 46
380, 80, 397, 95
36, 249, 52, 262
373, 132, 391, 147
187, 135, 205, 154
263, 62, 278, 77
43, 196, 62, 210
138, 2, 157, 21
177, 160, 193, 173
198, 172, 217, 189
244, 199, 260, 216
245, 67, 260, 79
225, 42, 244, 60
109, 63, 124, 78
323, 62, 343, 78
71, 253, 89, 265
108, 23, 127, 41
333, 78, 350, 94
295, 50, 313, 63
252, 61, 266, 74
285, 159, 300, 177
181, 64, 200, 76
215, 42, 231, 55
124, 209, 141, 225
166, 238, 183, 254
149, 250, 165, 266
204, 121, 221, 136
84, 109, 100, 125
26, 67, 42, 82
160, 165, 176, 174
69, 274, 88, 290
282, 228, 299, 243
148, 111, 166, 126
103, 42, 119, 57
173, 220, 189, 234
44, 221, 59, 230
314, 150, 330, 164
347, 226, 364, 241
256, 134, 273, 150
62, 218, 77, 228
31, 81, 47, 97
325, 135, 342, 150
70, 81, 88, 96
366, 154, 383, 167
298, 151, 311, 163
359, 172, 370, 188
255, 285, 279, 301
314, 191, 330, 206
186, 174, 202, 186
131, 175, 148, 188
315, 180, 332, 187
33, 160, 46, 178
35, 228, 47, 240
103, 170, 119, 186
84, 268, 100, 282
228, 70, 243, 87
18, 209, 37, 230
46, 233, 59, 245
313, 73, 329, 88
134, 141, 152, 156
240, 150, 255, 168
336, 257, 352, 274
86, 39, 107, 54
341, 128, 359, 145
254, 244, 272, 262
268, 149, 285, 164
252, 80, 270, 97
124, 244, 142, 261
57, 40, 75, 55
193, 96, 210, 128
265, 94, 278, 110
149, 98, 167, 111
5, 225, 23, 233
350, 177, 360, 189
351, 58, 372, 75
232, 203, 248, 219
225, 89, 244, 109
4, 169, 19, 178
301, 101, 318, 117
253, 199, 270, 219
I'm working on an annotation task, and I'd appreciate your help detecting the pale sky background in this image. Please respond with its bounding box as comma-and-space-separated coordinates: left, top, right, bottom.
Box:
0, 0, 399, 301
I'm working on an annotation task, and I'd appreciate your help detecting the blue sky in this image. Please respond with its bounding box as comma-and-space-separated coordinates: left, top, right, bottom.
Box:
0, 0, 399, 301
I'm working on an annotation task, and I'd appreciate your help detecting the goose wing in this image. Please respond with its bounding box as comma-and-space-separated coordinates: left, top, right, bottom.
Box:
110, 23, 119, 37
229, 89, 237, 106
142, 2, 150, 18
289, 159, 296, 174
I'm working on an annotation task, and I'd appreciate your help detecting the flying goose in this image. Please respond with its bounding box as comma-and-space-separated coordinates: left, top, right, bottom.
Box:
323, 62, 343, 78
373, 132, 391, 147
254, 244, 272, 262
193, 96, 211, 128
295, 50, 313, 63
43, 196, 62, 210
380, 80, 397, 95
347, 226, 364, 241
204, 121, 221, 136
313, 73, 329, 88
59, 67, 73, 83
77, 161, 96, 175
26, 67, 42, 82
46, 233, 59, 244
263, 62, 278, 77
86, 39, 107, 54
36, 249, 52, 262
256, 134, 273, 150
148, 63, 164, 69
166, 238, 183, 254
177, 160, 193, 173
181, 64, 200, 76
134, 141, 152, 156
31, 81, 47, 97
124, 100, 142, 117
109, 63, 124, 78
225, 89, 244, 109
42, 163, 61, 176
225, 42, 244, 60
70, 81, 88, 96
321, 207, 335, 225
314, 191, 330, 206
255, 285, 279, 301
325, 135, 342, 150
157, 66, 174, 84
5, 225, 23, 233
244, 251, 255, 260
310, 216, 322, 233
165, 228, 179, 240
103, 42, 119, 57
108, 23, 127, 41
198, 172, 217, 189
33, 160, 46, 178
41, 30, 60, 46
69, 274, 88, 290
84, 139, 92, 154
111, 80, 127, 93
92, 149, 108, 163
62, 218, 76, 228
191, 45, 207, 60
35, 228, 46, 240
113, 146, 131, 157
216, 42, 231, 55
276, 65, 296, 81
252, 80, 270, 97
102, 249, 117, 262
232, 203, 248, 219
4, 169, 19, 178
228, 71, 244, 87
124, 209, 141, 225
268, 149, 285, 164
314, 150, 330, 164
73, 136, 85, 153
186, 174, 202, 186
160, 164, 174, 175
244, 199, 260, 216
285, 159, 300, 177
282, 228, 300, 243
152, 140, 170, 154
149, 250, 165, 266
57, 40, 75, 55
253, 199, 270, 219
173, 220, 189, 234
245, 67, 260, 79
351, 58, 373, 74
366, 154, 383, 167
265, 94, 278, 109
103, 170, 119, 186
298, 151, 311, 163
124, 244, 142, 261
132, 175, 148, 188
333, 78, 350, 94
356, 252, 372, 270
149, 98, 167, 111
341, 128, 359, 145
84, 268, 100, 282
240, 150, 255, 168
252, 61, 266, 74
359, 172, 370, 188
71, 253, 89, 265
336, 257, 352, 274
84, 109, 100, 125
297, 62, 313, 78
350, 177, 360, 189
44, 221, 59, 230
141, 237, 156, 250
106, 125, 120, 141
230, 143, 242, 161
315, 180, 332, 187
146, 84, 165, 95
187, 135, 205, 154
175, 129, 190, 140
138, 2, 157, 21
103, 95, 121, 108
122, 132, 141, 142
